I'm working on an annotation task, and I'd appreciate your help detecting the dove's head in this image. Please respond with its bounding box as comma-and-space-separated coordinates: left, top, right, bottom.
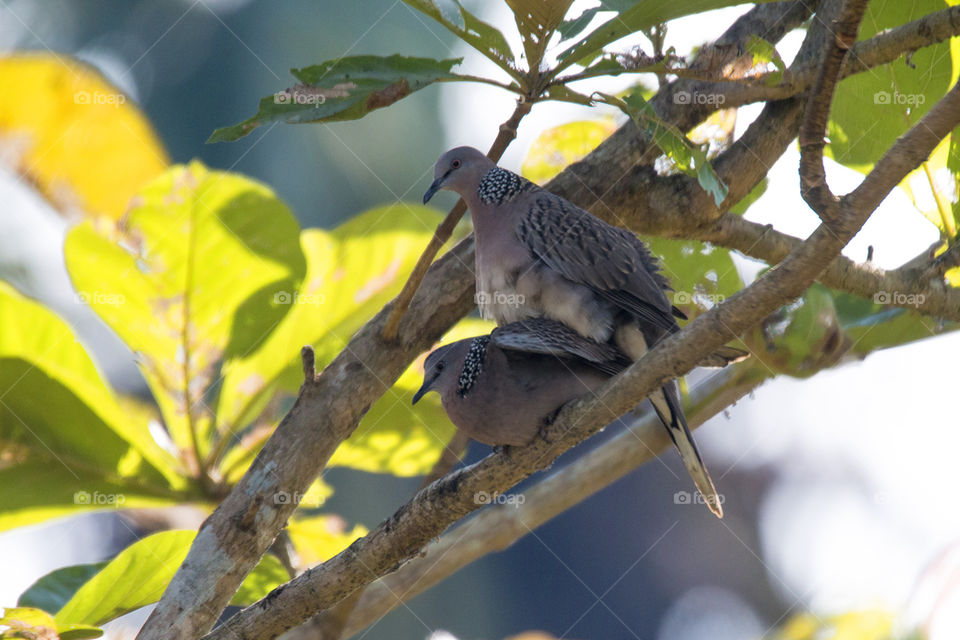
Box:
412, 339, 474, 405
423, 146, 494, 204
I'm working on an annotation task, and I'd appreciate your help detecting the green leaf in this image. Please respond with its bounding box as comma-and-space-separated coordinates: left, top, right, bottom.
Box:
231, 554, 289, 606
53, 531, 286, 627
644, 237, 743, 319
599, 91, 728, 206
899, 136, 954, 232
728, 178, 768, 215
543, 84, 595, 105
744, 284, 850, 378
18, 563, 106, 614
946, 125, 960, 238
826, 0, 951, 173
565, 53, 675, 80
505, 0, 575, 70
401, 2, 516, 76
0, 463, 188, 533
214, 204, 446, 471
746, 35, 786, 86
557, 7, 600, 42
64, 161, 306, 460
0, 282, 187, 531
827, 0, 957, 237
209, 55, 463, 142
555, 0, 777, 73
0, 282, 178, 484
0, 606, 103, 639
832, 287, 950, 355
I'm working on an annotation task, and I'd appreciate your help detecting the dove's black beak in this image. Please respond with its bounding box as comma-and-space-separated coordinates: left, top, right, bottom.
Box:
422, 177, 443, 204
412, 382, 431, 405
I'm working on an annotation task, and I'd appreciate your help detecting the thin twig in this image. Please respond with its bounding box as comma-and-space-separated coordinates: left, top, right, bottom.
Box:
380, 100, 532, 341
798, 0, 869, 221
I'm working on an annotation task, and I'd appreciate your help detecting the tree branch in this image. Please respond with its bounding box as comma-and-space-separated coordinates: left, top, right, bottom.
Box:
553, 3, 960, 235
685, 5, 960, 112
700, 216, 960, 321
798, 0, 867, 220
338, 363, 766, 636
203, 25, 960, 640
139, 3, 960, 637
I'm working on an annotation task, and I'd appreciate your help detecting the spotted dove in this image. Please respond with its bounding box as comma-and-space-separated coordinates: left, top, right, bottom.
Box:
423, 146, 743, 517
413, 318, 629, 447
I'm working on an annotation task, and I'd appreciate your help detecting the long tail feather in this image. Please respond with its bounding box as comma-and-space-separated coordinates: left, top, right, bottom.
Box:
649, 382, 723, 518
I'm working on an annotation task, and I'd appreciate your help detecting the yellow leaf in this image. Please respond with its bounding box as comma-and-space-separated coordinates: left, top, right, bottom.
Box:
0, 53, 169, 219
522, 119, 617, 185
328, 317, 495, 476
947, 265, 960, 287
770, 609, 895, 640
287, 514, 367, 567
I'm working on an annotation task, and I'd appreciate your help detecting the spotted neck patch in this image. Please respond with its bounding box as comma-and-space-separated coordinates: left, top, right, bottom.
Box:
477, 167, 529, 205
457, 336, 490, 397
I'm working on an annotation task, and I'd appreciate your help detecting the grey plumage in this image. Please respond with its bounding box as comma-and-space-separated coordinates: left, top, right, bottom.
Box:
424, 146, 744, 518
413, 319, 627, 447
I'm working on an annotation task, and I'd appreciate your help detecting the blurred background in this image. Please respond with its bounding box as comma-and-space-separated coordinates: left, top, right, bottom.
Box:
1, 1, 958, 639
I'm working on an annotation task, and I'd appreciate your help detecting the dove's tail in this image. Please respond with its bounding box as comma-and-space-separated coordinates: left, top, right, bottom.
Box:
649, 382, 723, 518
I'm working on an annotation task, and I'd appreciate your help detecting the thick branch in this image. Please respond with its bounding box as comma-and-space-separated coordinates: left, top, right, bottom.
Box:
204, 45, 960, 640
700, 216, 960, 321
339, 364, 766, 636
